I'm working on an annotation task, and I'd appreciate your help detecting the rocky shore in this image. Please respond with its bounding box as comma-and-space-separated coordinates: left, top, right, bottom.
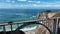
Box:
24, 11, 60, 34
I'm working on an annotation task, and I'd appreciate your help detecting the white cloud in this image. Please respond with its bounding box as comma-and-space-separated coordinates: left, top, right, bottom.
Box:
6, 0, 11, 2
5, 0, 15, 3
28, 1, 34, 2
36, 1, 40, 3
11, 1, 15, 3
17, 0, 27, 2
0, 3, 60, 9
28, 1, 40, 3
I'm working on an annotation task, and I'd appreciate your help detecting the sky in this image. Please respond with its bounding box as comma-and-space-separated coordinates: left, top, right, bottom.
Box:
0, 0, 60, 9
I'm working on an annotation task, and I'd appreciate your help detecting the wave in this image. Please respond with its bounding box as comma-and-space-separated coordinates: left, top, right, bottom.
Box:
32, 16, 36, 18
0, 23, 39, 32
21, 26, 37, 31
0, 26, 37, 32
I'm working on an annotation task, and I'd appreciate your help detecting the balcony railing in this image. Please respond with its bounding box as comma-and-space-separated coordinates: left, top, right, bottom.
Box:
0, 17, 59, 34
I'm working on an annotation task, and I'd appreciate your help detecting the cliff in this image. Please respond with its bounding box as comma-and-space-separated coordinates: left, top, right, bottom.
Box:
24, 11, 60, 34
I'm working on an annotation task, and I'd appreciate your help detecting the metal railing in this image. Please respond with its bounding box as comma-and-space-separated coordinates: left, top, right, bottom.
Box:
0, 19, 47, 34
0, 17, 59, 34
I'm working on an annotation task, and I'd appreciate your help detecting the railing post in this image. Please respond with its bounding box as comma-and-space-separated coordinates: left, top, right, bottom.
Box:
10, 24, 13, 34
53, 18, 59, 34
3, 25, 6, 34
8, 21, 13, 34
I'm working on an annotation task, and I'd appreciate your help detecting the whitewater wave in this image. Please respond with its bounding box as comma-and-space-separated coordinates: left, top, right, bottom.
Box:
0, 26, 37, 32
21, 26, 37, 31
32, 16, 36, 17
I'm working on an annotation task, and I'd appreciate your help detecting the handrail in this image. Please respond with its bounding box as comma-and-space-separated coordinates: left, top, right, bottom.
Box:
0, 17, 60, 34
0, 19, 47, 26
0, 19, 47, 34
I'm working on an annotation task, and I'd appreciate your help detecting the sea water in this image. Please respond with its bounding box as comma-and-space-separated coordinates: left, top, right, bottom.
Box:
0, 9, 57, 31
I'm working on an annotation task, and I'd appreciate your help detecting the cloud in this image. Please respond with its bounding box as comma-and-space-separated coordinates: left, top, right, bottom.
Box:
6, 0, 11, 2
17, 0, 27, 2
28, 1, 34, 2
28, 1, 40, 3
36, 1, 40, 3
0, 4, 60, 9
11, 1, 15, 3
5, 0, 15, 3
0, 2, 60, 9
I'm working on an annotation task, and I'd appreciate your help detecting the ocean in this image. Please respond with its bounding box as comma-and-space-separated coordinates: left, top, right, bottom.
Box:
0, 9, 58, 31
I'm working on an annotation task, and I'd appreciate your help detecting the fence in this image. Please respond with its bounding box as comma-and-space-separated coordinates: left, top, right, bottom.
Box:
0, 17, 59, 34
